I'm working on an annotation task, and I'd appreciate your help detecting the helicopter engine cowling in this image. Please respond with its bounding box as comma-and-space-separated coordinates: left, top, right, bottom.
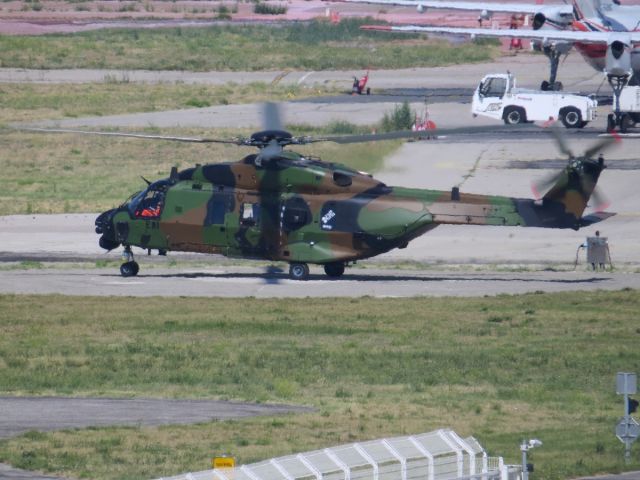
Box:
606, 35, 632, 78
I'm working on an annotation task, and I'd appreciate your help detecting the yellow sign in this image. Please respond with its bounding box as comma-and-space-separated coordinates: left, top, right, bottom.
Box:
213, 456, 236, 469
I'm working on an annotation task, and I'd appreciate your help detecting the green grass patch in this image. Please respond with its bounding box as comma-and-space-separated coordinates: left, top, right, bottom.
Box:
0, 292, 639, 479
0, 19, 500, 71
0, 129, 399, 215
0, 82, 339, 124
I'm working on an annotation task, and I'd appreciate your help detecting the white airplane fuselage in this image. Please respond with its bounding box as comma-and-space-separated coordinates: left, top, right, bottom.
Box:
570, 1, 640, 76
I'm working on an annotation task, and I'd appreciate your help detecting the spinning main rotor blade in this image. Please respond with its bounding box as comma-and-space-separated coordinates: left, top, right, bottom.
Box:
547, 124, 574, 159
317, 124, 532, 144
583, 135, 618, 159
19, 127, 241, 144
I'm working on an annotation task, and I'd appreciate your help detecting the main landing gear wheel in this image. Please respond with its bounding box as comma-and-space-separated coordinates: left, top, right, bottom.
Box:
324, 262, 345, 278
289, 263, 309, 280
120, 261, 139, 277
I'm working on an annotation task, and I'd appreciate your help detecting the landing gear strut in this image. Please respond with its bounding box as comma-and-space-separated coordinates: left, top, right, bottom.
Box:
607, 73, 634, 133
539, 46, 564, 91
120, 245, 139, 277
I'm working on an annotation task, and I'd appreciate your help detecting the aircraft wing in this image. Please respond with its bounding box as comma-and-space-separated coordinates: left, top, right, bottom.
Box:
362, 24, 640, 43
336, 0, 550, 14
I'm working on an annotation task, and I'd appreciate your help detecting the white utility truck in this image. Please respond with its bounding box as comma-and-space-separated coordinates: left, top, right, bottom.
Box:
472, 73, 598, 128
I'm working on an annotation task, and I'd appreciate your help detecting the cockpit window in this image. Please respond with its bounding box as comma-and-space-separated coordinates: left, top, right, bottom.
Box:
128, 181, 169, 218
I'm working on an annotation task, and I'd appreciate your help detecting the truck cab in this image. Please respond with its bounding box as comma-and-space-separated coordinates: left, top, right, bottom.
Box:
472, 73, 598, 128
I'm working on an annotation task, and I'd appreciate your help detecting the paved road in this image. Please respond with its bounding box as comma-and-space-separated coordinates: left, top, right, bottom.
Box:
0, 397, 311, 480
0, 397, 312, 440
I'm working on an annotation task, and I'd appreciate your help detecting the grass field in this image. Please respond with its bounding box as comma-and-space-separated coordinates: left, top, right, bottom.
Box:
0, 19, 500, 71
0, 82, 339, 124
0, 292, 639, 479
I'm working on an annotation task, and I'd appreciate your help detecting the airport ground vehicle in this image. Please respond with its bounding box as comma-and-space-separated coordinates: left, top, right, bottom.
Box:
607, 84, 640, 133
471, 73, 598, 128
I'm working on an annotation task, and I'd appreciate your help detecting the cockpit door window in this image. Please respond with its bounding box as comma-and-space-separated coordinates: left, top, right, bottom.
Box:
134, 188, 166, 218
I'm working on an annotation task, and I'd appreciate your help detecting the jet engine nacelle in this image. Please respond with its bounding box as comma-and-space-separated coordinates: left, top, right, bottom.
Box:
417, 3, 425, 13
532, 6, 574, 30
606, 34, 632, 78
478, 8, 492, 21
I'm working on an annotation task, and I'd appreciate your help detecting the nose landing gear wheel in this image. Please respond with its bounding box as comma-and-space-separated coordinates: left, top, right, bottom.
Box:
289, 263, 309, 280
120, 261, 139, 277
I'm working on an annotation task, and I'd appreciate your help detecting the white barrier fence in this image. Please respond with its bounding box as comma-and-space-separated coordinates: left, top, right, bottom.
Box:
155, 429, 522, 480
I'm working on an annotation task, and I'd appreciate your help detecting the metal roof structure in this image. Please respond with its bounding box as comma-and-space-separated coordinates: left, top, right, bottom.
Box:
156, 429, 519, 480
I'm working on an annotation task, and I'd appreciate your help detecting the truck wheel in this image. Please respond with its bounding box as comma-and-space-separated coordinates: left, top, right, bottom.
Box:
503, 106, 526, 125
560, 107, 582, 128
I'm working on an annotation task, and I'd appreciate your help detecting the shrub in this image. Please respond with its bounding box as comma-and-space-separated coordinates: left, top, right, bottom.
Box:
254, 2, 287, 14
380, 101, 414, 132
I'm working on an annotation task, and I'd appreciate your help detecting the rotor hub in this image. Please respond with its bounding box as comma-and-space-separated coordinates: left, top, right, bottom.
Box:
250, 130, 293, 147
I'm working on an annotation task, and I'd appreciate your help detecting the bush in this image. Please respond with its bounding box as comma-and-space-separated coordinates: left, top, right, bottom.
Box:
380, 101, 414, 132
253, 2, 287, 15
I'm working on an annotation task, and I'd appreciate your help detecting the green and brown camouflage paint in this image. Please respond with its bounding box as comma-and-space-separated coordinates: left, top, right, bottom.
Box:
96, 151, 609, 266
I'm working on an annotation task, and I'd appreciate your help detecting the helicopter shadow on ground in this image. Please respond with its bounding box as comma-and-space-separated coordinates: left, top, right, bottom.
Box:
109, 269, 613, 285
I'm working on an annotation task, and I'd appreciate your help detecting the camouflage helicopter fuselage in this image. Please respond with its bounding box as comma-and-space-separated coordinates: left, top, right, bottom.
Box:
96, 149, 609, 279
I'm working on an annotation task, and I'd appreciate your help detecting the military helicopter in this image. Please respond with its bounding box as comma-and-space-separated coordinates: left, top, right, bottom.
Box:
30, 104, 615, 280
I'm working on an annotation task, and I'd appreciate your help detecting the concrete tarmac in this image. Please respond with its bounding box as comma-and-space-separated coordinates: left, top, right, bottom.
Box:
0, 266, 637, 297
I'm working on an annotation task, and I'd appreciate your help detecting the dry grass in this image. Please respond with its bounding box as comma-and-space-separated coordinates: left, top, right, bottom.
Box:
0, 129, 400, 215
0, 82, 338, 124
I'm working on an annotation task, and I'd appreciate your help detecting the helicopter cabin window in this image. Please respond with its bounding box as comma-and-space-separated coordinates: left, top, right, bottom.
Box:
333, 171, 352, 187
134, 187, 166, 218
479, 77, 507, 98
241, 203, 260, 226
281, 196, 311, 232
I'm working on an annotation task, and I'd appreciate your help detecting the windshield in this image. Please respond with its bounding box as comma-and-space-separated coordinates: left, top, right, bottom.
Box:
120, 190, 142, 209
127, 180, 171, 218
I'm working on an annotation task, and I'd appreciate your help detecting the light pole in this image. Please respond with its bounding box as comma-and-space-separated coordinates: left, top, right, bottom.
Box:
520, 439, 542, 480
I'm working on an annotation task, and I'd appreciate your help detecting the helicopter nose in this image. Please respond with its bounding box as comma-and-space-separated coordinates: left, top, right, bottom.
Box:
95, 208, 120, 251
95, 208, 116, 234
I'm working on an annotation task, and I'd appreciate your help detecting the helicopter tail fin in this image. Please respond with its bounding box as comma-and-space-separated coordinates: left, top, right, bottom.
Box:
522, 156, 611, 229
